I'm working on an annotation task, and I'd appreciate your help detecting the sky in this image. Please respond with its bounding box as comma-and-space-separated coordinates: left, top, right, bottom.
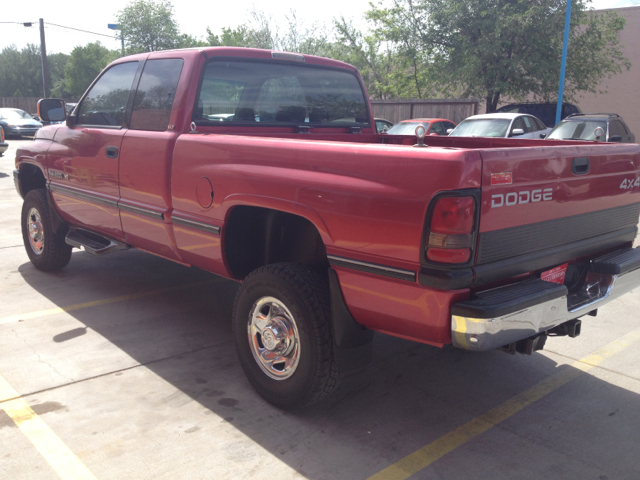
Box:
1, 0, 638, 55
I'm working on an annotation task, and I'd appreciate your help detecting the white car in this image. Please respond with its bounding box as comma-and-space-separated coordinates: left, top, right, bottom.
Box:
448, 113, 552, 139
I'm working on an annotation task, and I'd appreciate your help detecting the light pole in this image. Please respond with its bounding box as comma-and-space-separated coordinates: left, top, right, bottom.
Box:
555, 1, 572, 126
108, 24, 125, 56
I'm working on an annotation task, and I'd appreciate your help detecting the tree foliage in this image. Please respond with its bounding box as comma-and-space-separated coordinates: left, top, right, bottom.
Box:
366, 0, 630, 110
117, 0, 182, 53
0, 45, 48, 97
58, 42, 117, 100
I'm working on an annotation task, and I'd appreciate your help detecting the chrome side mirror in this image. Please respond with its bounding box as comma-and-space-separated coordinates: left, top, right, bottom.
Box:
511, 128, 525, 136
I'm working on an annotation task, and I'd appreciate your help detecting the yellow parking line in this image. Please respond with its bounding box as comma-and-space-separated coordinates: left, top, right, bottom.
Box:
0, 280, 215, 325
368, 329, 640, 480
0, 375, 97, 479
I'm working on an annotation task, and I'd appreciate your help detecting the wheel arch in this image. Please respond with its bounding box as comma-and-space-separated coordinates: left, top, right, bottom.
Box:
223, 203, 330, 279
16, 162, 47, 199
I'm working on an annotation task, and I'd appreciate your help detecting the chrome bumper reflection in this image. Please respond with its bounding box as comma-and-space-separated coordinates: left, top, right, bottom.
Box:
452, 266, 640, 352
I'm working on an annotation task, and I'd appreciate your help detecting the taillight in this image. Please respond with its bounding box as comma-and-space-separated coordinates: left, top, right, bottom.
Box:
426, 195, 475, 264
1, 128, 4, 142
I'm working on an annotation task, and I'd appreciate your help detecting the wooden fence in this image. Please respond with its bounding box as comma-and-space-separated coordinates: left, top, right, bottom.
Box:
370, 98, 480, 125
0, 97, 41, 114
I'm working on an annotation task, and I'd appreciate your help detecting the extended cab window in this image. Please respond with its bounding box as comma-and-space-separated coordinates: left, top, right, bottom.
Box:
77, 62, 139, 127
130, 59, 184, 131
194, 60, 369, 127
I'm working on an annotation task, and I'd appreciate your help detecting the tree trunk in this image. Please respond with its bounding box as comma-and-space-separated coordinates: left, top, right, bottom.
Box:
485, 92, 501, 113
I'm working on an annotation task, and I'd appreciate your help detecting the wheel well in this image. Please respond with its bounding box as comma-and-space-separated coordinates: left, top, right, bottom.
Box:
224, 206, 328, 278
19, 164, 46, 196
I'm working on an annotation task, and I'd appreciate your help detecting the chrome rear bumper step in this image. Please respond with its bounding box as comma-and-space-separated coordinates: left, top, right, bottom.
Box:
451, 246, 640, 352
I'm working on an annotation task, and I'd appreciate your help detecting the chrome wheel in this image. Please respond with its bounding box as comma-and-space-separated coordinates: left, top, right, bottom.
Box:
248, 296, 300, 380
27, 207, 45, 255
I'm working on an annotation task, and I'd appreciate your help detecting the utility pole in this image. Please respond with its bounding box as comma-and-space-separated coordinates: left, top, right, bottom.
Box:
39, 18, 50, 98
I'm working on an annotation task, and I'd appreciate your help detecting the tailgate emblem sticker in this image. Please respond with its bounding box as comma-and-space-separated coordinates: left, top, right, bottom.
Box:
491, 188, 553, 208
541, 263, 568, 284
491, 172, 512, 185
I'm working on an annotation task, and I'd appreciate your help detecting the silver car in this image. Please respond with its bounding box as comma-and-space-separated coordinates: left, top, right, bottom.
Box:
0, 108, 43, 138
448, 113, 551, 139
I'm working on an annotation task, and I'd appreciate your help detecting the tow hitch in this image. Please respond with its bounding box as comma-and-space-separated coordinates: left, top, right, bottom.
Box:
500, 319, 582, 355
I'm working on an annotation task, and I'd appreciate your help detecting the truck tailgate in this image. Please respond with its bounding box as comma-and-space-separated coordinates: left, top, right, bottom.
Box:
474, 143, 640, 286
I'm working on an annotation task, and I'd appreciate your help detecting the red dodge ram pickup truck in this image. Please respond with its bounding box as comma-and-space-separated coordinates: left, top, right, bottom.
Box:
14, 47, 640, 409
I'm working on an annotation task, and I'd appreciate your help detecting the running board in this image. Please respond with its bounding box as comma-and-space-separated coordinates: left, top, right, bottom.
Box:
65, 228, 130, 256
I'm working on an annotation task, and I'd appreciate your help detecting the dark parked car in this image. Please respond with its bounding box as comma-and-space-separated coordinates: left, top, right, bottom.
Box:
546, 113, 635, 143
0, 126, 7, 157
495, 102, 581, 127
0, 108, 43, 137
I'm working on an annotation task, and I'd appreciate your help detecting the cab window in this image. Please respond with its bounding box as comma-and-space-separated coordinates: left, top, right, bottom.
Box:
130, 59, 184, 131
77, 62, 139, 127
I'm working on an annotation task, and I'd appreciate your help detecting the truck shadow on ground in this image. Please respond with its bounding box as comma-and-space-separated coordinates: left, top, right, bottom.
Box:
17, 248, 640, 480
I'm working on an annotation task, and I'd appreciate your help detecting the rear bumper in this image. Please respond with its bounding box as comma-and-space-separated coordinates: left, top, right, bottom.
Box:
451, 246, 640, 351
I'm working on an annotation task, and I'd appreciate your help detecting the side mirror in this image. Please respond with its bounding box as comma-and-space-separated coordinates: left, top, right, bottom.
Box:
539, 133, 547, 139
511, 128, 525, 136
37, 98, 66, 124
608, 135, 622, 143
446, 128, 454, 134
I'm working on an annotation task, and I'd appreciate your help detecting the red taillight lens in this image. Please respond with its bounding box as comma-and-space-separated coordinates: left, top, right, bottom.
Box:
426, 195, 475, 264
430, 196, 474, 234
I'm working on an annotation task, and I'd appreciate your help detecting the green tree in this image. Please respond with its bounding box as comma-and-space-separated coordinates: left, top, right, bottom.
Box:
367, 0, 630, 111
117, 0, 181, 53
61, 42, 115, 100
0, 44, 45, 97
206, 9, 331, 54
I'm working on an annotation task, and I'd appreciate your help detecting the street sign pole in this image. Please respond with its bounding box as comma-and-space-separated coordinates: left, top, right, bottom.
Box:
556, 1, 572, 126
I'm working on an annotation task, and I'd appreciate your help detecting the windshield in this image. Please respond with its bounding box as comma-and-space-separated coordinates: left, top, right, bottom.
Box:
0, 109, 33, 120
195, 60, 370, 127
547, 120, 607, 140
449, 119, 510, 137
386, 122, 431, 135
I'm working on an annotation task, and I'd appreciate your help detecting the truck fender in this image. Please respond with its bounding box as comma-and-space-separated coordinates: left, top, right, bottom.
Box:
220, 193, 333, 245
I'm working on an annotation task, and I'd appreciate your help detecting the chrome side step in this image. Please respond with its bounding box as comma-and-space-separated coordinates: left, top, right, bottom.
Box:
65, 228, 130, 256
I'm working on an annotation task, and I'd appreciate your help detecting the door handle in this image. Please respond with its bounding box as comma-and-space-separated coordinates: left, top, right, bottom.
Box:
572, 157, 590, 175
105, 146, 119, 159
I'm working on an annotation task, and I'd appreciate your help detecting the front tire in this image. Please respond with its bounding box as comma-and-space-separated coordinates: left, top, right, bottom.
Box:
21, 189, 72, 271
232, 263, 341, 409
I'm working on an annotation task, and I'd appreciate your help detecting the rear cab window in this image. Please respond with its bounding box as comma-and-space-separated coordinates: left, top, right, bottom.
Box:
193, 59, 370, 129
130, 59, 184, 131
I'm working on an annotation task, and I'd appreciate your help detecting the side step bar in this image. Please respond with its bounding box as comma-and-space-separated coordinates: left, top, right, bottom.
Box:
65, 228, 130, 256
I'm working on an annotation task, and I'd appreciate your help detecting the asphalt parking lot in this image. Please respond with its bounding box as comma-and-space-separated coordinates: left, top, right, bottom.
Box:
2, 138, 640, 480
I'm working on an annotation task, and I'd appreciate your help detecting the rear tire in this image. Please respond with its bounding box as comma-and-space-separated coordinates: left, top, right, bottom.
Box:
21, 189, 72, 271
232, 263, 341, 409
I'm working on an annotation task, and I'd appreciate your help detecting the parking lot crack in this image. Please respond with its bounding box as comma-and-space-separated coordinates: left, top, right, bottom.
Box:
10, 326, 75, 383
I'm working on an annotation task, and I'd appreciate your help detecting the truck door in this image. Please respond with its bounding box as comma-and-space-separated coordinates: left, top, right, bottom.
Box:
118, 58, 184, 260
48, 61, 140, 239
